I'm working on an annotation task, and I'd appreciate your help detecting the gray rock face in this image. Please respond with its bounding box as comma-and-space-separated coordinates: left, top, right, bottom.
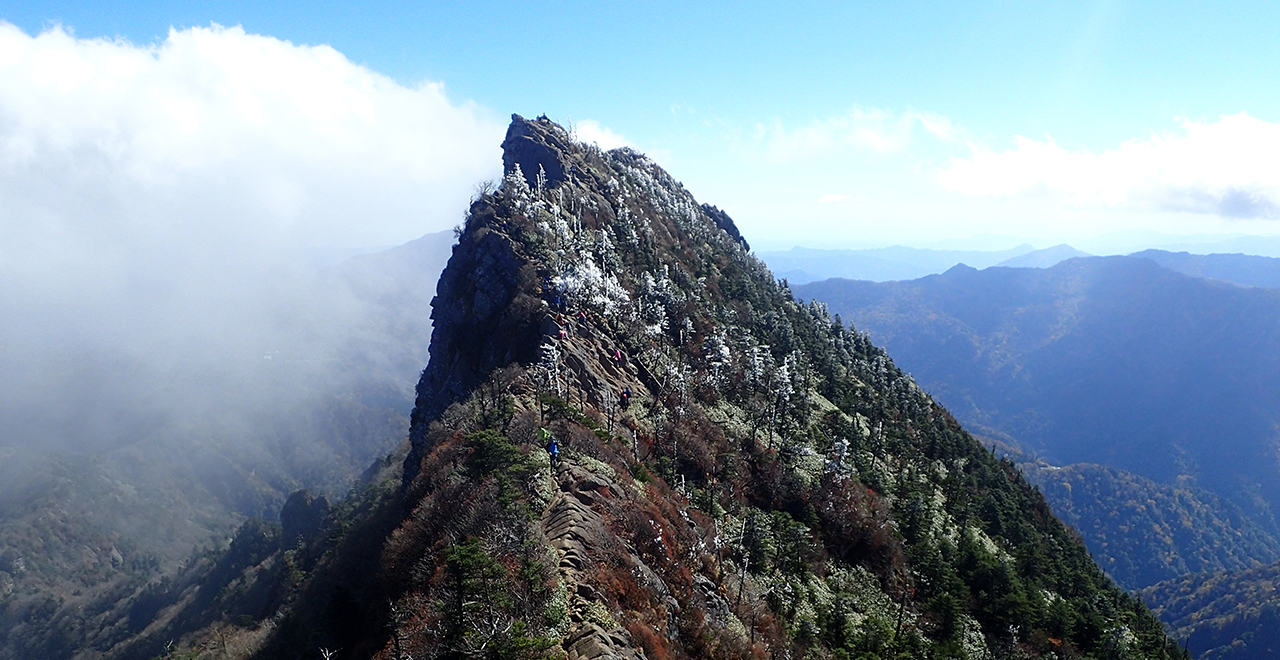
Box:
280, 489, 329, 549
405, 221, 542, 481
545, 462, 649, 660
700, 204, 749, 252
405, 114, 752, 485
502, 114, 573, 189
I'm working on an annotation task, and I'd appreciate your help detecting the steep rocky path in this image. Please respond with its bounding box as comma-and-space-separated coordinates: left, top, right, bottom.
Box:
542, 461, 647, 660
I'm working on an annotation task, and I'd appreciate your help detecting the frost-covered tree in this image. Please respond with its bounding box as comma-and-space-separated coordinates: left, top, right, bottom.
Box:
551, 256, 630, 318
502, 162, 531, 204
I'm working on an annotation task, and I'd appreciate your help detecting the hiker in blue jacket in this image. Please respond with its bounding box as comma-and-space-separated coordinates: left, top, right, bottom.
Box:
541, 428, 560, 467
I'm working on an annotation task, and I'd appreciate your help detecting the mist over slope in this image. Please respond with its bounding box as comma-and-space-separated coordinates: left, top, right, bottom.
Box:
0, 28, 503, 656
0, 232, 455, 660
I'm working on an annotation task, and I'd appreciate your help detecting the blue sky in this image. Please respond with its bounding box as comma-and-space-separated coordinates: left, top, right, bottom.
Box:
5, 1, 1280, 251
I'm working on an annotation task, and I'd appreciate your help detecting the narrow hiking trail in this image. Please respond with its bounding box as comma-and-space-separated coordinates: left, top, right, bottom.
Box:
541, 460, 648, 660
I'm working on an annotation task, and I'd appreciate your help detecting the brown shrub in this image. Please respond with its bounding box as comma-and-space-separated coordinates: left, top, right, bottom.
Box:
626, 619, 676, 660
815, 472, 906, 588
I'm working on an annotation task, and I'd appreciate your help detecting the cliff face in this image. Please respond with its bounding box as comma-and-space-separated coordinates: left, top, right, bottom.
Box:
405, 116, 636, 479
122, 115, 1186, 660
405, 211, 538, 479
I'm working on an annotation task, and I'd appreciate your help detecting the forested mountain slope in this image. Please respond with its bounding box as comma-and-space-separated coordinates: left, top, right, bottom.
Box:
1140, 561, 1280, 660
110, 116, 1186, 660
793, 259, 1280, 659
1021, 462, 1280, 590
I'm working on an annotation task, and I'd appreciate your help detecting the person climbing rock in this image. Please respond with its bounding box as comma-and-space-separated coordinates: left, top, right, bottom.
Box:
541, 428, 560, 467
614, 348, 624, 365
620, 387, 631, 410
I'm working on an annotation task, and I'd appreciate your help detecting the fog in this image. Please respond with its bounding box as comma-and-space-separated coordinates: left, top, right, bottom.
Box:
0, 22, 498, 518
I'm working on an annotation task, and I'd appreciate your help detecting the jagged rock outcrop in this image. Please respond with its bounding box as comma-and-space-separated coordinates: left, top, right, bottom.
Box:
502, 114, 574, 189
699, 204, 748, 252
280, 490, 329, 549
386, 115, 1185, 660
543, 463, 647, 660
405, 222, 541, 480
406, 115, 643, 481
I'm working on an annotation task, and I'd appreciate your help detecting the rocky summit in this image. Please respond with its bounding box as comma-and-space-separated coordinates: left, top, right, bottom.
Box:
109, 115, 1189, 660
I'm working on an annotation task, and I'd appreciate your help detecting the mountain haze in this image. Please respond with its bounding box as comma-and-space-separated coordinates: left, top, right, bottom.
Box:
1130, 249, 1280, 289
996, 245, 1091, 269
0, 231, 455, 660
759, 245, 1036, 283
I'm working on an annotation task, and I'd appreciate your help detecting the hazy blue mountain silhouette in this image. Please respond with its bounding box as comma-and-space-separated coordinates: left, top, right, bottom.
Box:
996, 244, 1090, 268
796, 257, 1280, 533
1131, 249, 1280, 288
759, 244, 1034, 283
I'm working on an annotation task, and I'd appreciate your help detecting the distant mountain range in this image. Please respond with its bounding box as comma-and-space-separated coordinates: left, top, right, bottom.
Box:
1131, 249, 1280, 288
795, 256, 1280, 519
794, 251, 1280, 659
759, 244, 1037, 283
761, 242, 1280, 285
997, 244, 1092, 268
760, 244, 1096, 283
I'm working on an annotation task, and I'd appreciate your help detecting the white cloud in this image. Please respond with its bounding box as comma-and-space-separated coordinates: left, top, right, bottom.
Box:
0, 22, 503, 257
757, 107, 955, 164
573, 119, 634, 150
818, 194, 853, 204
938, 113, 1280, 219
0, 22, 505, 451
0, 20, 506, 355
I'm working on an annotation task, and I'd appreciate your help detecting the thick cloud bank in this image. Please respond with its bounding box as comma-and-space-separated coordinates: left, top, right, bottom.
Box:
939, 113, 1280, 219
0, 23, 501, 453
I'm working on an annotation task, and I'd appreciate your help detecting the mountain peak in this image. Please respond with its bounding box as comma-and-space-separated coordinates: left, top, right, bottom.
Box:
390, 116, 1184, 659
406, 115, 752, 481
501, 114, 577, 189
168, 115, 1186, 660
